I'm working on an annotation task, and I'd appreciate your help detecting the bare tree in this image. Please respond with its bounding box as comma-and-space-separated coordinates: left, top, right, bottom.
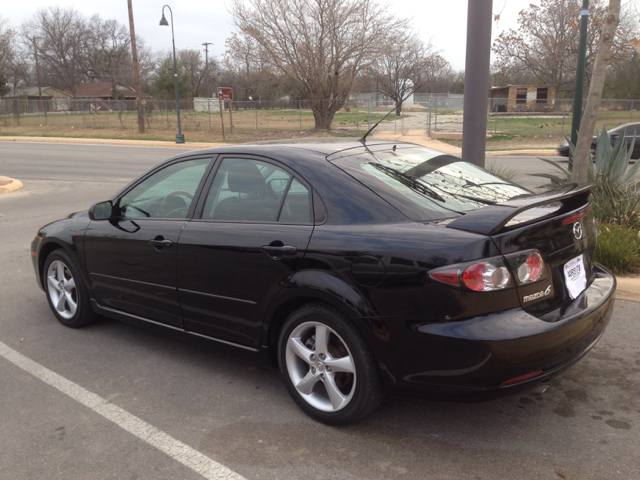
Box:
0, 17, 15, 77
230, 0, 394, 129
222, 32, 283, 101
1, 18, 31, 95
0, 17, 17, 95
22, 7, 88, 96
84, 16, 131, 98
177, 49, 215, 98
492, 0, 636, 94
370, 29, 435, 115
573, 0, 621, 182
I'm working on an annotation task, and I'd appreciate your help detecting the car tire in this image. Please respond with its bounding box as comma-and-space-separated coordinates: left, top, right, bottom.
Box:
43, 249, 98, 328
277, 302, 384, 425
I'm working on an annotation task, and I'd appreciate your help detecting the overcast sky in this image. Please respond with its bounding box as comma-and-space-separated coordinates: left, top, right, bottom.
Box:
2, 0, 537, 70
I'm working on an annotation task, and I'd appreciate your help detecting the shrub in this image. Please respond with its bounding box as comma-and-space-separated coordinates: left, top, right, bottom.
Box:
485, 160, 520, 183
593, 223, 640, 274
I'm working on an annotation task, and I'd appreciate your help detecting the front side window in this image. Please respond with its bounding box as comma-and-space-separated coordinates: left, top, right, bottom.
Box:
202, 158, 311, 223
119, 158, 210, 218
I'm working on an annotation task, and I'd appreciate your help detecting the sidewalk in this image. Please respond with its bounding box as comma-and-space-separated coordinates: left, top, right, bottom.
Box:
0, 132, 558, 156
370, 130, 557, 157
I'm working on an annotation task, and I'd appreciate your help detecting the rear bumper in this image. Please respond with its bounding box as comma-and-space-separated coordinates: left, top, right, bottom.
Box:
394, 264, 616, 391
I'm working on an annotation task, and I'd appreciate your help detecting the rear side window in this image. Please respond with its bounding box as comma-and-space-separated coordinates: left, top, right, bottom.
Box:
279, 178, 311, 223
202, 158, 311, 223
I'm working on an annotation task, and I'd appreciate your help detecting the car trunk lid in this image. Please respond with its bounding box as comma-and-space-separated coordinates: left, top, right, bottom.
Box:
446, 184, 594, 317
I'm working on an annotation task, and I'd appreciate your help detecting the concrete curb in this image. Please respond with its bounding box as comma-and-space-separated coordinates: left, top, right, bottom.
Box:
614, 276, 640, 302
0, 134, 561, 157
486, 149, 559, 156
0, 176, 23, 194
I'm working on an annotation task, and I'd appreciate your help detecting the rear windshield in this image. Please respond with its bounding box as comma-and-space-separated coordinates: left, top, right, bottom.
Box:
333, 147, 531, 221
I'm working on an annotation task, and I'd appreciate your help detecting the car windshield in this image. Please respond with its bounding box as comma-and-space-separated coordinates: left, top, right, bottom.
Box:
334, 147, 531, 221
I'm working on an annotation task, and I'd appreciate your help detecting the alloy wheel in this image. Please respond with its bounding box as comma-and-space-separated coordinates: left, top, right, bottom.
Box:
285, 321, 356, 412
46, 260, 78, 320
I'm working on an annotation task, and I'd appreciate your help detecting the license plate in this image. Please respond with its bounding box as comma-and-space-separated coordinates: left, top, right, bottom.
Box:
564, 254, 587, 300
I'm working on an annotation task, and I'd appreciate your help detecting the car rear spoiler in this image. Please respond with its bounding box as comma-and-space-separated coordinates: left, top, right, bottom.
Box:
446, 183, 592, 236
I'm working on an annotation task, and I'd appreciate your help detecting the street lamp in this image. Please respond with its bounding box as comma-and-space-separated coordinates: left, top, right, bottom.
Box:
160, 5, 185, 144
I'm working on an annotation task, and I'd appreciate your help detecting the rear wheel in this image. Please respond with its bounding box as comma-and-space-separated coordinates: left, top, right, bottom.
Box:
44, 250, 97, 328
277, 303, 383, 425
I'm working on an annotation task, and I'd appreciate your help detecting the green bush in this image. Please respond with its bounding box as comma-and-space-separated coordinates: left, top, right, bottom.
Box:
593, 223, 640, 274
485, 160, 520, 183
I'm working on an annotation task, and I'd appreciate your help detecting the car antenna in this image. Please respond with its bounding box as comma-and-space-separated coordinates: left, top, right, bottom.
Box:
359, 92, 413, 145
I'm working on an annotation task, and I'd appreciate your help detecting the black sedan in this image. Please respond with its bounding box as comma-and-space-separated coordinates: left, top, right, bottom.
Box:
557, 122, 640, 158
32, 140, 616, 424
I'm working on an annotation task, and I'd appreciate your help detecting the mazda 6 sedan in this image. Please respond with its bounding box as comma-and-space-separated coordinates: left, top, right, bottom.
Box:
32, 140, 616, 424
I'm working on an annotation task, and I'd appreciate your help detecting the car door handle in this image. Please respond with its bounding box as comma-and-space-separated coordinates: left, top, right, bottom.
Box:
149, 237, 173, 248
261, 245, 297, 256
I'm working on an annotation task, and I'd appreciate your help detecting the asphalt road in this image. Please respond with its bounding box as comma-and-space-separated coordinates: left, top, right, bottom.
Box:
1, 142, 639, 480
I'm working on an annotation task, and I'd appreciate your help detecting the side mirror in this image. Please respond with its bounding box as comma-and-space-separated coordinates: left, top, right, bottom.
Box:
89, 200, 114, 221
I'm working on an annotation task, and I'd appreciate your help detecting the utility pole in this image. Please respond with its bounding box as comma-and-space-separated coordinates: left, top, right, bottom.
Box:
202, 42, 213, 98
570, 0, 590, 151
127, 0, 145, 133
461, 0, 493, 167
31, 37, 47, 123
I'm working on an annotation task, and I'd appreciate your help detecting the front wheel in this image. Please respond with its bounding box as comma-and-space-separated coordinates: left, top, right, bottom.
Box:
44, 250, 97, 328
278, 303, 383, 425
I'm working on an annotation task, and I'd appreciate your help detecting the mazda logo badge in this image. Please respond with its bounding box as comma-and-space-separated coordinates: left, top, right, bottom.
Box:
573, 222, 583, 240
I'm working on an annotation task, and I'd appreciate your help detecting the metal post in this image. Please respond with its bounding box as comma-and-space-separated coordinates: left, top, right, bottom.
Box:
202, 42, 213, 98
367, 98, 371, 131
428, 101, 432, 135
631, 100, 634, 123
128, 0, 145, 133
256, 101, 259, 132
218, 97, 225, 140
435, 97, 438, 132
561, 99, 566, 136
570, 0, 589, 148
160, 5, 185, 143
299, 101, 302, 130
32, 37, 47, 125
356, 100, 359, 133
208, 98, 211, 130
461, 0, 493, 167
229, 99, 234, 134
494, 103, 498, 133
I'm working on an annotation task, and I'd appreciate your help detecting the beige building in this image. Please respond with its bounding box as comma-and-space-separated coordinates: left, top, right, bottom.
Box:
2, 86, 72, 111
490, 85, 557, 112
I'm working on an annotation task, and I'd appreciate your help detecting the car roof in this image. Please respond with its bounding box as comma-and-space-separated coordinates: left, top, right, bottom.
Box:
172, 138, 421, 160
610, 122, 640, 133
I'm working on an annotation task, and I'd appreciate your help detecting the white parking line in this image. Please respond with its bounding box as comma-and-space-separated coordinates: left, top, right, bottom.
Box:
0, 341, 245, 480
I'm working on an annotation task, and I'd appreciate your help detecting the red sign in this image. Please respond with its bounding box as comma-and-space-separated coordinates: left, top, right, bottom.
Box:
217, 87, 233, 101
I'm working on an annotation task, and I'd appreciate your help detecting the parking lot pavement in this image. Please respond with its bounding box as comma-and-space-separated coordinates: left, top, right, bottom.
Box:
1, 142, 639, 479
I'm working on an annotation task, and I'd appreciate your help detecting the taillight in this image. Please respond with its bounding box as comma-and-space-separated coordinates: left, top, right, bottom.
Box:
429, 250, 546, 291
516, 252, 543, 284
429, 257, 512, 291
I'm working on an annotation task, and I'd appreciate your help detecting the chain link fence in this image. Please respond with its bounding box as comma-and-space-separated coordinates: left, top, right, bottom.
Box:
2, 95, 639, 139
